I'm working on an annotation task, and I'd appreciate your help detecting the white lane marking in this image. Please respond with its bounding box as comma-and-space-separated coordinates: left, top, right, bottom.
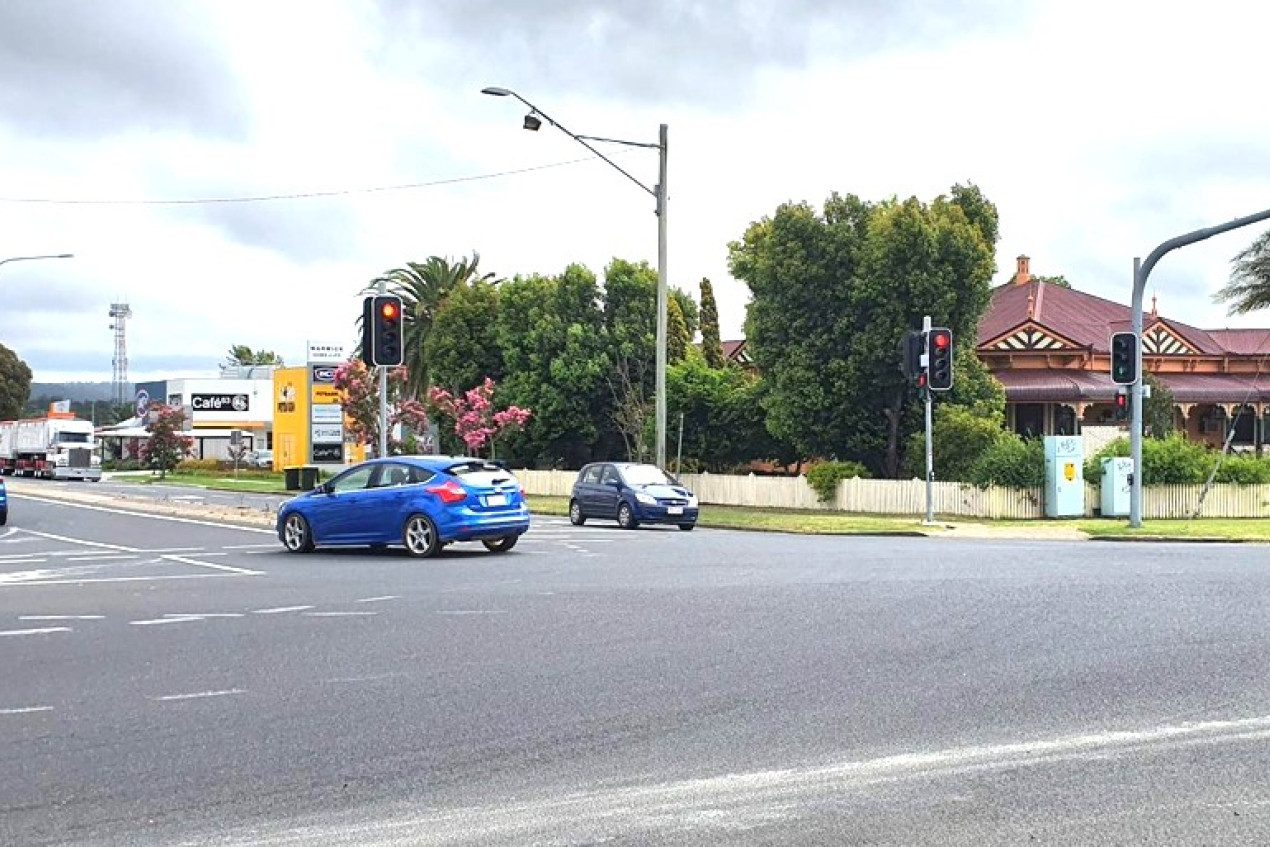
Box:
355, 595, 399, 603
0, 706, 53, 715
162, 613, 244, 619
149, 689, 245, 702
129, 617, 204, 627
19, 615, 104, 621
160, 554, 263, 576
326, 672, 406, 684
437, 610, 507, 616
66, 554, 139, 562
0, 528, 17, 540
9, 494, 276, 534
144, 547, 207, 554
256, 713, 1270, 844
1, 574, 227, 587
303, 611, 378, 617
16, 528, 138, 552
223, 543, 277, 550
0, 627, 72, 637
252, 605, 314, 615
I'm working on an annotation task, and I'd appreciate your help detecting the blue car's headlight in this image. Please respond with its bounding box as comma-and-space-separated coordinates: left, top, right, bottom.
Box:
635, 492, 657, 505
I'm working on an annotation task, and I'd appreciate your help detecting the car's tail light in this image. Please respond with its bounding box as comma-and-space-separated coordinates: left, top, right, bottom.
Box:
428, 478, 468, 504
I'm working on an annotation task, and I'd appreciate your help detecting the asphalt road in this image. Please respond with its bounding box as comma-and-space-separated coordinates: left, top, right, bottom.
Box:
3, 491, 1270, 845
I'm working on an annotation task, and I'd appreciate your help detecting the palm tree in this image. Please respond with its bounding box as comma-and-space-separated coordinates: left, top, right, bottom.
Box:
225, 345, 285, 367
1214, 228, 1270, 315
362, 253, 496, 399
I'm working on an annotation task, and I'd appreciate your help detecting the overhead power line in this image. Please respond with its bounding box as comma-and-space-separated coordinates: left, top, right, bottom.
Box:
0, 154, 624, 206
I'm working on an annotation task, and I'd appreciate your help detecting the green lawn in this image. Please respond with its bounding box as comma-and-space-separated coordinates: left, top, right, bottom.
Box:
1076, 518, 1270, 542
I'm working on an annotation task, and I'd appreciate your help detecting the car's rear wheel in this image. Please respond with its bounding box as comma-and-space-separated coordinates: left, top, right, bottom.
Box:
678, 523, 695, 531
569, 500, 586, 525
282, 513, 314, 553
482, 535, 518, 553
617, 502, 639, 530
403, 514, 440, 558
0, 508, 7, 526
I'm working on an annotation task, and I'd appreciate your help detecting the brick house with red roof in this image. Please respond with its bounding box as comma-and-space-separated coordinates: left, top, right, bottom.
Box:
979, 255, 1270, 448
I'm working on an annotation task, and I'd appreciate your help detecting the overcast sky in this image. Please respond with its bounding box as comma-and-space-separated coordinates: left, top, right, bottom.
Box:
2, 0, 1269, 384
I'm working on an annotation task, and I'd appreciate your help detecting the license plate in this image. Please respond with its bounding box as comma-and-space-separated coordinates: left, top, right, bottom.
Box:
667, 506, 683, 515
485, 493, 508, 507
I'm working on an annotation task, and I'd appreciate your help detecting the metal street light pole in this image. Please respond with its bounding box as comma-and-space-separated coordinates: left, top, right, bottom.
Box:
481, 86, 670, 469
0, 253, 73, 271
1128, 207, 1270, 527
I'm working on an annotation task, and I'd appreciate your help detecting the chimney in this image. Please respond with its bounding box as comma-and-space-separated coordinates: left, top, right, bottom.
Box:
1014, 255, 1032, 286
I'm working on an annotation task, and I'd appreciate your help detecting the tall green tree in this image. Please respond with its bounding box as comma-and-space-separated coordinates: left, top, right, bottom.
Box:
366, 252, 495, 399
1143, 370, 1176, 438
667, 296, 690, 363
496, 266, 609, 467
0, 344, 32, 420
600, 258, 658, 460
224, 345, 284, 367
1214, 227, 1270, 315
426, 280, 504, 393
729, 183, 999, 477
699, 277, 726, 368
667, 353, 787, 472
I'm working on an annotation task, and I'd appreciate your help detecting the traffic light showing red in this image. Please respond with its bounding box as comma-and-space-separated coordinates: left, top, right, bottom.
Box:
361, 294, 404, 367
927, 327, 953, 391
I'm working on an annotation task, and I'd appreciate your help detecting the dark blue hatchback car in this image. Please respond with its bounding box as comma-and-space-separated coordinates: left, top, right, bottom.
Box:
569, 462, 698, 530
276, 456, 529, 557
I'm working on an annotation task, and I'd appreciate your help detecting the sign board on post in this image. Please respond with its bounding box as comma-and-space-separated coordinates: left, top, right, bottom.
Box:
306, 341, 346, 364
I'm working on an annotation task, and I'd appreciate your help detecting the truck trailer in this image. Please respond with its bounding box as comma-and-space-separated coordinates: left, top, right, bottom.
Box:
0, 411, 102, 481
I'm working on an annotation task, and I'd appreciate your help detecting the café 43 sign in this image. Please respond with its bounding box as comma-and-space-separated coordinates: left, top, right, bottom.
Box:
192, 393, 250, 413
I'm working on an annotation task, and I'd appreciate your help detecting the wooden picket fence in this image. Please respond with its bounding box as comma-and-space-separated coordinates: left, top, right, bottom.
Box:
513, 469, 1270, 520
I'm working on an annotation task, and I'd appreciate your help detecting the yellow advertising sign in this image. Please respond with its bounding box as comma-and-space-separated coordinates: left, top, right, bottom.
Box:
312, 384, 341, 404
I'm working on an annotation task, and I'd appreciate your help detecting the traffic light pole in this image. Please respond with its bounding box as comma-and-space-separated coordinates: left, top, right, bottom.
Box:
923, 315, 935, 525
1129, 206, 1270, 527
378, 277, 389, 460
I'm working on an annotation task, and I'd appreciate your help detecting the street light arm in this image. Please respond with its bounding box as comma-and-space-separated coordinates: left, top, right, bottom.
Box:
1138, 208, 1270, 285
0, 253, 73, 269
486, 87, 656, 199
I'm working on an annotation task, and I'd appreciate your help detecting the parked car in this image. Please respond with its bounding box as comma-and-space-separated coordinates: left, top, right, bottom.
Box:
276, 456, 529, 557
249, 449, 273, 469
0, 475, 7, 525
569, 462, 698, 530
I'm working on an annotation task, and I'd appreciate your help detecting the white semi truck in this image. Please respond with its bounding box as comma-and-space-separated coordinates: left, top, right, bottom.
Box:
0, 412, 102, 481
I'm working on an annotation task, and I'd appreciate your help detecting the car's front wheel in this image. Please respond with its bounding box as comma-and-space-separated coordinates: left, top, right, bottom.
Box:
569, 499, 586, 525
617, 502, 639, 530
281, 513, 314, 553
678, 523, 695, 531
483, 536, 518, 553
403, 514, 441, 558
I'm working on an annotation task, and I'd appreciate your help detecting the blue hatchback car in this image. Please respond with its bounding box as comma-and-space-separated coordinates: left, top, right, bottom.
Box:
276, 456, 529, 557
569, 462, 698, 530
0, 475, 7, 526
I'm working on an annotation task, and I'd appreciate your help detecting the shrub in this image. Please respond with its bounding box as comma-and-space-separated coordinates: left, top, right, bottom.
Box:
806, 460, 870, 503
176, 458, 220, 473
968, 435, 1045, 488
904, 405, 1005, 482
1213, 454, 1270, 484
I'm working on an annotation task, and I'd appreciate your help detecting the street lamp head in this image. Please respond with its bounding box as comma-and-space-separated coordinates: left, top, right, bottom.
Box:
522, 112, 542, 132
481, 86, 513, 97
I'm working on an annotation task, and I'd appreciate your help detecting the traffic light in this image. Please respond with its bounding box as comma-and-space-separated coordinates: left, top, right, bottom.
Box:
361, 295, 404, 367
900, 329, 925, 381
927, 327, 953, 391
1114, 389, 1129, 421
1110, 331, 1138, 385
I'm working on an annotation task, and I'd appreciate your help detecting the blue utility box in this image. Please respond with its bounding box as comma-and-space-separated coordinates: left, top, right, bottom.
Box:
1043, 435, 1085, 518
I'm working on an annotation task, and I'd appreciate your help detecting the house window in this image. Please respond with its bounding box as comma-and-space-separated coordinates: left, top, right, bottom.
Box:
1014, 404, 1045, 437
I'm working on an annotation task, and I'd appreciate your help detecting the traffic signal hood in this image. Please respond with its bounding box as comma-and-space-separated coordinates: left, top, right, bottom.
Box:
927, 328, 953, 391
361, 295, 404, 367
1110, 332, 1138, 385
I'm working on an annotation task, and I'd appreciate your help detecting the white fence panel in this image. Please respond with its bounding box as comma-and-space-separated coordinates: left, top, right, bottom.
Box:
511, 468, 1270, 520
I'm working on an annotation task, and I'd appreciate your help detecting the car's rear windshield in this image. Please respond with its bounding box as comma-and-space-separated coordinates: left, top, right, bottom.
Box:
621, 465, 676, 486
446, 461, 517, 487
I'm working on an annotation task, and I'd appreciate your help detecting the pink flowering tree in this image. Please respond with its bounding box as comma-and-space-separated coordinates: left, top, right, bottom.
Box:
334, 358, 431, 455
427, 377, 531, 458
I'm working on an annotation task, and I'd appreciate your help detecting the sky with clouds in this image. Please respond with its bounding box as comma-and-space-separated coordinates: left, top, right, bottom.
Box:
1, 0, 1268, 384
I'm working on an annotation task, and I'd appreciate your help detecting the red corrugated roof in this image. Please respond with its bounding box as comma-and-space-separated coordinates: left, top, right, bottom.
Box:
1155, 373, 1270, 403
994, 369, 1270, 403
980, 279, 1270, 356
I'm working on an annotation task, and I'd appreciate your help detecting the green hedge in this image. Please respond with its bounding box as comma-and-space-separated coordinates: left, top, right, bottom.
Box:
806, 460, 870, 503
